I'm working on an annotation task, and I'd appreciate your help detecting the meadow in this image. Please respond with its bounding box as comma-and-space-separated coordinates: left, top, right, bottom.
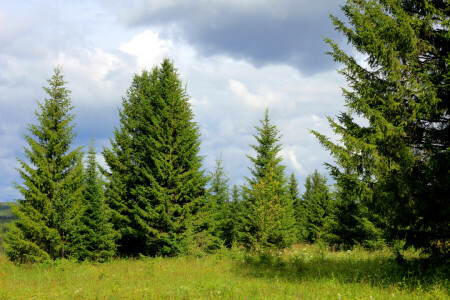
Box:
0, 244, 447, 299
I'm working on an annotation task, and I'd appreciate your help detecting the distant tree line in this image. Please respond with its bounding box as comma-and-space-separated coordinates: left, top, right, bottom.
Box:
0, 203, 15, 233
2, 0, 448, 262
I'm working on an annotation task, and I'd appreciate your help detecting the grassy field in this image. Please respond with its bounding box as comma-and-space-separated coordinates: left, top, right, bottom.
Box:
0, 244, 448, 299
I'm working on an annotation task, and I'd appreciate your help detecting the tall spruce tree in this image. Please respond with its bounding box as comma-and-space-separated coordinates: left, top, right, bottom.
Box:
313, 0, 449, 256
240, 109, 296, 250
4, 67, 85, 262
103, 59, 207, 256
78, 138, 117, 261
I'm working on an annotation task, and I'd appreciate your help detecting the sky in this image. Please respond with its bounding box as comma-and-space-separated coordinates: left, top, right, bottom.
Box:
0, 0, 350, 202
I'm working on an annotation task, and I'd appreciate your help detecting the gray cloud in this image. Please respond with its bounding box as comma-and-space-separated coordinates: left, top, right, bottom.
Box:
112, 0, 346, 74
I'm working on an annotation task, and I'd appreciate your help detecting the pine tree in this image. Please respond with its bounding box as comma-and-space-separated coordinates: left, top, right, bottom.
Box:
313, 0, 449, 256
301, 170, 336, 244
78, 138, 117, 261
240, 109, 296, 250
4, 67, 85, 262
103, 59, 208, 256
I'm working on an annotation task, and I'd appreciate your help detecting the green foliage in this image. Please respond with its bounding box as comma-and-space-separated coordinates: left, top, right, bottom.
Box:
103, 59, 208, 257
301, 170, 337, 244
78, 138, 118, 261
240, 109, 296, 250
313, 0, 450, 256
0, 202, 15, 234
0, 202, 15, 254
241, 165, 287, 250
4, 67, 85, 263
207, 155, 236, 247
288, 173, 308, 242
332, 184, 385, 250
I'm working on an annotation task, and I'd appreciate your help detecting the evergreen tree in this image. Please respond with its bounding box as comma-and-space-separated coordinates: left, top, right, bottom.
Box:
231, 184, 241, 203
79, 138, 117, 261
4, 67, 85, 262
301, 170, 336, 243
208, 155, 231, 246
240, 109, 296, 250
241, 164, 286, 250
332, 175, 385, 249
226, 184, 241, 246
103, 59, 207, 256
313, 0, 449, 256
288, 173, 307, 242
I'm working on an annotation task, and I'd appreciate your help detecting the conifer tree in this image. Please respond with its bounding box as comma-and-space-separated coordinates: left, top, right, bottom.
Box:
313, 0, 449, 255
332, 175, 385, 249
288, 173, 307, 242
103, 59, 207, 256
4, 67, 85, 262
208, 155, 231, 246
78, 138, 117, 261
301, 170, 336, 243
209, 155, 230, 205
242, 164, 285, 250
225, 184, 241, 246
241, 109, 296, 250
231, 184, 241, 203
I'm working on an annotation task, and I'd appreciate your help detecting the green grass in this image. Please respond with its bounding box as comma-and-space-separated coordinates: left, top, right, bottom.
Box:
0, 244, 448, 299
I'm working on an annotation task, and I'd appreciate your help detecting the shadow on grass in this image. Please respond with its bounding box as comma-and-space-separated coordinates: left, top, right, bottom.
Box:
233, 249, 449, 292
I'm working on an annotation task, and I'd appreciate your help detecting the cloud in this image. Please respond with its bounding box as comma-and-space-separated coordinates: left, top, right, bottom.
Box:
281, 148, 304, 171
108, 0, 347, 74
0, 1, 350, 201
227, 79, 277, 108
119, 30, 173, 70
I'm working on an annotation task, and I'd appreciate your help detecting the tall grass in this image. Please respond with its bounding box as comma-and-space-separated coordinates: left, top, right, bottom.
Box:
0, 244, 447, 299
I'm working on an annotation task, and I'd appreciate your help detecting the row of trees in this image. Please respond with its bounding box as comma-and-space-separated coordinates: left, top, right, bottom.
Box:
2, 61, 379, 262
3, 0, 448, 262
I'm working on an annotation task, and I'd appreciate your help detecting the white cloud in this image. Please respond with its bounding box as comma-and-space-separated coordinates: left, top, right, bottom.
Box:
227, 79, 275, 108
119, 30, 173, 70
281, 148, 303, 171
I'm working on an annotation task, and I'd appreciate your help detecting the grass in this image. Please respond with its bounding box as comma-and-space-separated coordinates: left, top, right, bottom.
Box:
0, 244, 448, 299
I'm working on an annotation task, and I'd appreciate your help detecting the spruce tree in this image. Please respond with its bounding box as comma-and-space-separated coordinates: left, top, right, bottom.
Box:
301, 170, 336, 243
231, 184, 241, 203
242, 164, 286, 250
288, 173, 307, 242
79, 138, 117, 261
4, 67, 85, 262
227, 184, 242, 246
332, 175, 385, 249
103, 59, 207, 256
313, 0, 449, 256
208, 155, 231, 246
241, 109, 296, 250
